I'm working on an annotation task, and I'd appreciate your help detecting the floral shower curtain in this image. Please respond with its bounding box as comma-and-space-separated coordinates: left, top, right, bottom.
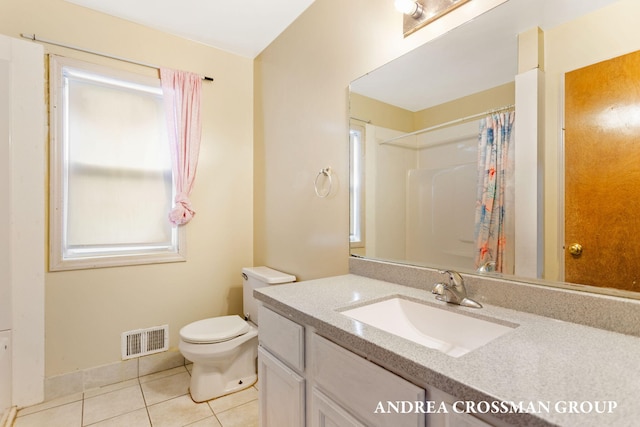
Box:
473, 111, 515, 273
160, 68, 202, 225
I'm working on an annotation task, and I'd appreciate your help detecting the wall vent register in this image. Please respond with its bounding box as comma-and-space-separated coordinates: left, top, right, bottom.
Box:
121, 325, 169, 359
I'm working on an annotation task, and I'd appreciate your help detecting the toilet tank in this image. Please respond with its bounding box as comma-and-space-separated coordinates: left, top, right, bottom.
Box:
242, 266, 295, 325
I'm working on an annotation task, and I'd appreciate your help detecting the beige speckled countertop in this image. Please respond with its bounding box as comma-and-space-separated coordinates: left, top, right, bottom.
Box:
255, 274, 640, 427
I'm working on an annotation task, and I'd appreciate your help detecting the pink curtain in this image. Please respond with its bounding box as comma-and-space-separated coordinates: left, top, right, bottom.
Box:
160, 68, 202, 225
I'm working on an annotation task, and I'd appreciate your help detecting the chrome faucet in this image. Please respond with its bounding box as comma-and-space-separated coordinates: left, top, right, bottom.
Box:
476, 260, 496, 273
431, 270, 482, 308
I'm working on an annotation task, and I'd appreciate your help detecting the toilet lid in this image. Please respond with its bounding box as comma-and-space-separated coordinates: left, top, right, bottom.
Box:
180, 315, 250, 344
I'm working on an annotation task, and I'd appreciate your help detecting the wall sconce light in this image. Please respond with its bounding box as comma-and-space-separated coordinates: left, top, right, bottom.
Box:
395, 0, 471, 37
394, 0, 424, 19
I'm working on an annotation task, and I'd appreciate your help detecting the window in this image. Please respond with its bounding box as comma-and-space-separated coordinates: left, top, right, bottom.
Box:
350, 125, 365, 247
49, 56, 185, 270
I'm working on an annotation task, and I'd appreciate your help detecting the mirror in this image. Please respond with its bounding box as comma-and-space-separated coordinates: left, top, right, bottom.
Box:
349, 0, 640, 299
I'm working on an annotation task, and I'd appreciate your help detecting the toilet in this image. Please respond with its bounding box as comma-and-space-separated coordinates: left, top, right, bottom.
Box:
179, 266, 295, 402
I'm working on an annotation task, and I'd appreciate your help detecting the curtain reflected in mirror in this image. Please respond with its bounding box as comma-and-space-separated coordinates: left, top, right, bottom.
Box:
474, 110, 515, 274
349, 102, 516, 275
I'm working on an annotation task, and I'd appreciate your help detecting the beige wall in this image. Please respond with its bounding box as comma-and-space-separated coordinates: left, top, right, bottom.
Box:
0, 0, 510, 379
413, 82, 515, 129
1, 0, 253, 375
350, 93, 414, 133
254, 0, 508, 281
351, 83, 515, 133
543, 0, 640, 281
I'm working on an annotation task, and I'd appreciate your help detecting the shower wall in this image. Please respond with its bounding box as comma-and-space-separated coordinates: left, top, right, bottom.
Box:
364, 125, 417, 261
365, 121, 478, 270
407, 121, 478, 270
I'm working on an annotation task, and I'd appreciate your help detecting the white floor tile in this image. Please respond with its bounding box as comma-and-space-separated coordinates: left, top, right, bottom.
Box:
208, 386, 258, 414
84, 378, 140, 399
86, 408, 151, 427
182, 415, 222, 427
215, 400, 258, 427
16, 392, 83, 417
14, 401, 82, 427
140, 366, 188, 384
147, 395, 213, 427
15, 366, 258, 427
141, 371, 191, 405
83, 384, 146, 425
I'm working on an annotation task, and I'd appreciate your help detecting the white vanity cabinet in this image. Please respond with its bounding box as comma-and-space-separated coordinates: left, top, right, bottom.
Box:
258, 305, 425, 427
258, 306, 306, 427
258, 305, 497, 427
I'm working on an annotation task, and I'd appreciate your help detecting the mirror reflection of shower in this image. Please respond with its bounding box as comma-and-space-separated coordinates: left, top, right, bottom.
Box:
352, 105, 515, 274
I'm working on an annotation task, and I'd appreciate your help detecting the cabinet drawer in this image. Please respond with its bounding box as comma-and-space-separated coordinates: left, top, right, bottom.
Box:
311, 334, 425, 427
258, 305, 305, 372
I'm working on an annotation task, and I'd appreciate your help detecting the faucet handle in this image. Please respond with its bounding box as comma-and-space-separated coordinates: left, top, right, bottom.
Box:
434, 270, 482, 308
438, 270, 464, 287
431, 282, 445, 295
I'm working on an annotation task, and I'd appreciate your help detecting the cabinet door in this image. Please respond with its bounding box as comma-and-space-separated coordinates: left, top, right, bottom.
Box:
310, 387, 366, 427
258, 346, 305, 427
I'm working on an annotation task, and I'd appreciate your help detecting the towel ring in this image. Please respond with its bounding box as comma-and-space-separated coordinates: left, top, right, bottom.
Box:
314, 167, 333, 198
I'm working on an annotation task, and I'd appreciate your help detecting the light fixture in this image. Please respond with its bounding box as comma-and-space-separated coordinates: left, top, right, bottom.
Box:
394, 0, 424, 19
396, 0, 470, 37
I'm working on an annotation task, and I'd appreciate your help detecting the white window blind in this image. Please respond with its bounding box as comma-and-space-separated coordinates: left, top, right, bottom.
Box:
49, 56, 185, 270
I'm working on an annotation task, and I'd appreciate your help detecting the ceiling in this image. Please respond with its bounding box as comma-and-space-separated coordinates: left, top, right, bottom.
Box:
64, 0, 316, 58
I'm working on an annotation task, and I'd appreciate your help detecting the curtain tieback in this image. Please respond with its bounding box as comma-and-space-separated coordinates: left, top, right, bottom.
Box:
169, 193, 195, 225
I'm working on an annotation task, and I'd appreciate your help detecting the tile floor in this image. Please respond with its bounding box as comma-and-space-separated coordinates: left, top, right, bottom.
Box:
12, 365, 258, 427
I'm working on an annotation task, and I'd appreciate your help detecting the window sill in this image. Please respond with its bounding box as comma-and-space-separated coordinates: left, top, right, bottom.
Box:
49, 250, 186, 271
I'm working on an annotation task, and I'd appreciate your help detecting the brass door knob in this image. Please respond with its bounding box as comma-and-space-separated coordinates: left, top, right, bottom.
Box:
568, 243, 583, 256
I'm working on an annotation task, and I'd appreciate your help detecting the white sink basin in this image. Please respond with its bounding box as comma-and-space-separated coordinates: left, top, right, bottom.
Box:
340, 297, 517, 357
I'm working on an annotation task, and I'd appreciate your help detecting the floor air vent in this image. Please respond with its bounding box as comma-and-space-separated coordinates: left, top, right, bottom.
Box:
121, 325, 169, 359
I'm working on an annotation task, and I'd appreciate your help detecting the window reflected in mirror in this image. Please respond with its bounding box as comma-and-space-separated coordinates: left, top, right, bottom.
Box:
350, 125, 365, 252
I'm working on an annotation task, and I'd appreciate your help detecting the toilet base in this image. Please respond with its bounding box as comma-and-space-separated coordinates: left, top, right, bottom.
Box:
181, 329, 259, 403
189, 373, 257, 403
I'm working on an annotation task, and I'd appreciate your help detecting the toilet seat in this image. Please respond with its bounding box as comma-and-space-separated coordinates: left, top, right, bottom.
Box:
180, 315, 250, 344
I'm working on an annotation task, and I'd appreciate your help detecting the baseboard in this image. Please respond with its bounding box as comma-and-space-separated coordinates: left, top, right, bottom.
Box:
1, 406, 17, 427
44, 349, 185, 402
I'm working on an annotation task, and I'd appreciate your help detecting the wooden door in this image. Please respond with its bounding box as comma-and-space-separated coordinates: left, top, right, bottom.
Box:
564, 49, 640, 292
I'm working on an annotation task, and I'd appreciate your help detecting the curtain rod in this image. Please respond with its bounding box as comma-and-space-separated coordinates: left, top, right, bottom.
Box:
20, 33, 214, 82
380, 104, 514, 145
349, 116, 371, 124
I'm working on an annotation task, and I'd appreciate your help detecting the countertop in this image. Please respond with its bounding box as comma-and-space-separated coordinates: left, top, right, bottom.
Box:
254, 274, 640, 427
